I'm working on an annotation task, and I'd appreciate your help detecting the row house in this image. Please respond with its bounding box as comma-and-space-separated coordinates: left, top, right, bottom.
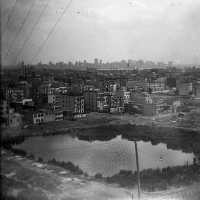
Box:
7, 81, 31, 104
126, 80, 144, 91
48, 90, 85, 120
84, 89, 129, 113
103, 80, 119, 93
144, 77, 166, 93
96, 91, 126, 113
110, 94, 124, 113
131, 92, 179, 116
62, 94, 85, 120
97, 92, 111, 113
84, 90, 99, 112
115, 90, 130, 104
48, 92, 63, 111
48, 86, 68, 95
33, 109, 63, 124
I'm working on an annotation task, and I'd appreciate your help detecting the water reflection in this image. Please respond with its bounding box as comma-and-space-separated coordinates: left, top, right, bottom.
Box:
16, 135, 194, 176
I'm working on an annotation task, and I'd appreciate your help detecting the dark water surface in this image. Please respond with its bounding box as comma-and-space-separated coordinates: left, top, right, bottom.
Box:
15, 134, 194, 176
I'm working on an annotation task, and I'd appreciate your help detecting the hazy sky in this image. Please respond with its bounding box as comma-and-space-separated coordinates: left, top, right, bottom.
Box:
1, 0, 200, 65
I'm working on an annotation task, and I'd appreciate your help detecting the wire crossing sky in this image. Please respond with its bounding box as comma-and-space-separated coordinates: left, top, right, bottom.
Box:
30, 0, 73, 64
2, 0, 18, 36
2, 0, 200, 66
5, 0, 37, 58
13, 0, 51, 65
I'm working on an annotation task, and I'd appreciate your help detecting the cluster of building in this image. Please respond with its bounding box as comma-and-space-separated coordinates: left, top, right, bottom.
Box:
1, 63, 200, 129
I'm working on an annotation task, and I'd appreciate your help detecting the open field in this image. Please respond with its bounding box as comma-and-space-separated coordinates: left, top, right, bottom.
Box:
2, 149, 200, 200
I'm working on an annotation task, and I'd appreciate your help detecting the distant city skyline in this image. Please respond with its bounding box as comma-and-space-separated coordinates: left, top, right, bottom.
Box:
2, 0, 200, 66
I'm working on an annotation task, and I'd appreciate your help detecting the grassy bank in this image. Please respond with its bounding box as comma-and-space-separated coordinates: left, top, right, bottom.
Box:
6, 147, 200, 192
2, 123, 200, 162
104, 164, 200, 191
2, 117, 200, 193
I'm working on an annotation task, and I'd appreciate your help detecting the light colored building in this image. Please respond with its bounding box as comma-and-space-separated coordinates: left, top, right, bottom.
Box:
48, 92, 63, 111
33, 109, 63, 124
123, 91, 131, 103
110, 83, 117, 93
22, 98, 34, 106
33, 110, 45, 124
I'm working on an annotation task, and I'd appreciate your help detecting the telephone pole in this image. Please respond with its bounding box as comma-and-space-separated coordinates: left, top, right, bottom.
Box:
134, 140, 141, 199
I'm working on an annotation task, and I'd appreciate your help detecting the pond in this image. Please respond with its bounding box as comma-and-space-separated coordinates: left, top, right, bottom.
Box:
15, 134, 194, 176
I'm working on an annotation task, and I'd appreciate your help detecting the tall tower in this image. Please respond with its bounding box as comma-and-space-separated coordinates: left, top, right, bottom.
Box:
21, 61, 27, 80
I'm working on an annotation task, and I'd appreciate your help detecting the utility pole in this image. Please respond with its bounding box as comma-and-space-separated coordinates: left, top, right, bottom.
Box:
134, 141, 141, 200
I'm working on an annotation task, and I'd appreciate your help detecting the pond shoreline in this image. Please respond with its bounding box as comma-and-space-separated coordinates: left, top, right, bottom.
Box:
2, 120, 200, 193
2, 122, 200, 141
2, 123, 200, 155
4, 147, 200, 192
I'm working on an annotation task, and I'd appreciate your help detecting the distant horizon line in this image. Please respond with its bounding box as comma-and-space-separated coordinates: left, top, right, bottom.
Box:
2, 59, 200, 68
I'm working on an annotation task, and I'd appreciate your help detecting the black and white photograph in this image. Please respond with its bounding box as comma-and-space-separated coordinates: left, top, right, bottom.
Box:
1, 0, 200, 199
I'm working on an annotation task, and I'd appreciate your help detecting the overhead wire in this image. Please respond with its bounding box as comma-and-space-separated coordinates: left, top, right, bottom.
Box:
2, 0, 18, 35
30, 0, 73, 64
13, 0, 51, 64
6, 0, 37, 58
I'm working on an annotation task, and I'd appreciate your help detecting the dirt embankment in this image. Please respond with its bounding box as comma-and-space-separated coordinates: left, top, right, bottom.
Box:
1, 150, 132, 200
2, 112, 200, 143
2, 148, 200, 200
2, 116, 200, 200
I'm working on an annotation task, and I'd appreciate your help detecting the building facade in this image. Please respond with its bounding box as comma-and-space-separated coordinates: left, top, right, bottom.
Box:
144, 77, 166, 93
96, 92, 111, 112
84, 90, 98, 112
62, 94, 85, 120
8, 111, 23, 128
176, 82, 193, 96
33, 109, 63, 124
